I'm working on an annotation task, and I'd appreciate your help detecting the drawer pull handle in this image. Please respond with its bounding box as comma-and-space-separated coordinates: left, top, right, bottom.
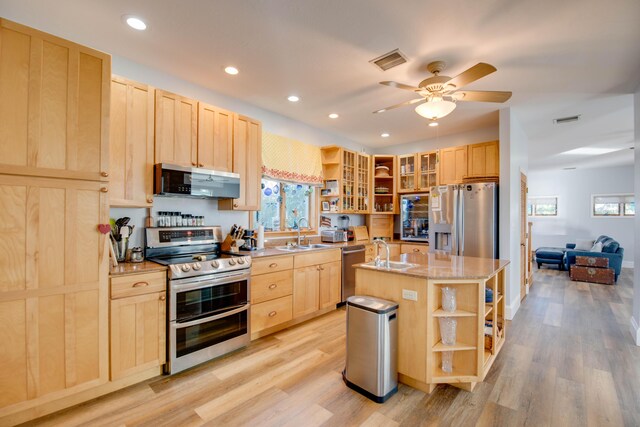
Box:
100, 187, 108, 193
268, 311, 277, 317
269, 263, 278, 268
413, 248, 420, 252
132, 282, 149, 288
269, 284, 277, 289
159, 294, 166, 301
101, 171, 109, 177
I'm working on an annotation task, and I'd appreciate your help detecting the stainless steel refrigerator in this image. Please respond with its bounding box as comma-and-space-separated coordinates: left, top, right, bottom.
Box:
428, 183, 498, 258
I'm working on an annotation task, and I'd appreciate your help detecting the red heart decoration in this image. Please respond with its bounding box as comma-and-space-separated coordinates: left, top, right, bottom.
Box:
97, 224, 111, 234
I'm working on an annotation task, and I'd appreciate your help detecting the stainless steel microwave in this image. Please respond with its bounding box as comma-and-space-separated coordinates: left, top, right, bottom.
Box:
154, 163, 240, 199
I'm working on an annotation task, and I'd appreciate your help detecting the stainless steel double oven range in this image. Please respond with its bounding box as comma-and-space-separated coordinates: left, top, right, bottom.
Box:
145, 226, 252, 374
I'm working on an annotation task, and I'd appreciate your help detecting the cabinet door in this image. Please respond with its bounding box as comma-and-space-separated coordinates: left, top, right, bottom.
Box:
109, 77, 154, 207
439, 146, 467, 185
0, 19, 110, 181
219, 114, 262, 210
417, 151, 438, 190
0, 174, 108, 408
401, 244, 428, 255
110, 291, 166, 380
467, 141, 499, 178
356, 153, 370, 213
319, 261, 341, 309
292, 266, 319, 318
398, 154, 417, 192
154, 89, 198, 167
197, 103, 234, 171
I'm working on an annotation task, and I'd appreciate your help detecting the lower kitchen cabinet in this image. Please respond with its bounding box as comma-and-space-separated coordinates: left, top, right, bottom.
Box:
318, 261, 341, 309
251, 295, 293, 334
401, 243, 429, 255
293, 265, 320, 317
109, 272, 166, 381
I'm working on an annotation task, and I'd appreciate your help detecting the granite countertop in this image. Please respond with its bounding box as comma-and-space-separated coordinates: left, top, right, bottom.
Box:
109, 261, 167, 276
241, 239, 429, 259
354, 252, 509, 280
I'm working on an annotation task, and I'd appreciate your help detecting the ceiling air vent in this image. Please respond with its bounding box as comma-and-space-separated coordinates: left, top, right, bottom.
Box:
553, 115, 581, 124
369, 49, 408, 71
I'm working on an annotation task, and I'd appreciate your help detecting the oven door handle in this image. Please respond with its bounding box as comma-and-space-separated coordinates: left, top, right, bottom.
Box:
171, 271, 251, 292
173, 305, 249, 329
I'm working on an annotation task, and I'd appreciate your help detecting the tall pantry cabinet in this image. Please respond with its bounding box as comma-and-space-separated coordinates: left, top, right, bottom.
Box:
0, 18, 110, 422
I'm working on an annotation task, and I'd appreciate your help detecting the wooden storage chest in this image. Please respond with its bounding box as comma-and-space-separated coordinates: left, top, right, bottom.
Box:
570, 265, 615, 285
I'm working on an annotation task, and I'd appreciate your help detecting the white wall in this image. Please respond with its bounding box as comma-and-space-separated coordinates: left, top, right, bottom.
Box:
632, 86, 640, 346
499, 108, 529, 319
528, 166, 634, 264
110, 55, 366, 246
372, 125, 498, 155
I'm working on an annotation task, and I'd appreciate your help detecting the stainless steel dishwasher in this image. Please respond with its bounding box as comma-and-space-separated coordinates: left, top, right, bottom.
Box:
341, 245, 366, 302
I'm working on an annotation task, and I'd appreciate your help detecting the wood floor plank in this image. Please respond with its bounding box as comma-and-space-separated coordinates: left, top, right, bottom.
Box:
584, 367, 624, 426
360, 411, 400, 427
551, 377, 587, 427
543, 302, 563, 327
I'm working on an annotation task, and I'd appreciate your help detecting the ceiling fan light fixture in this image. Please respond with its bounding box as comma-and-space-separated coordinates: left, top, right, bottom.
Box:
428, 121, 439, 127
414, 99, 456, 120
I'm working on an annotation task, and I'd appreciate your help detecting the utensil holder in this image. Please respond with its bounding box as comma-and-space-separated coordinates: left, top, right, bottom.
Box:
439, 317, 457, 346
441, 287, 457, 312
115, 238, 128, 262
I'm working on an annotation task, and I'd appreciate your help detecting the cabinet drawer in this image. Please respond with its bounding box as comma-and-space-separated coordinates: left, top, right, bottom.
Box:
251, 270, 293, 304
251, 295, 293, 334
251, 255, 294, 275
294, 249, 341, 268
401, 244, 429, 255
110, 271, 167, 299
365, 244, 375, 256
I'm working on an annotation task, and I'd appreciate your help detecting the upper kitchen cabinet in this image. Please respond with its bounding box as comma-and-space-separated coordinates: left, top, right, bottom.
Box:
197, 103, 234, 171
320, 146, 370, 213
398, 151, 438, 192
0, 19, 110, 181
154, 89, 198, 167
467, 140, 499, 178
0, 173, 109, 411
439, 145, 467, 185
397, 154, 416, 193
109, 77, 154, 207
219, 114, 262, 211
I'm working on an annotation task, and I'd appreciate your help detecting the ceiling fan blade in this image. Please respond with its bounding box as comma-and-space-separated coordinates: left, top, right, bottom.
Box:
444, 63, 497, 89
379, 81, 421, 91
373, 98, 424, 114
452, 90, 512, 103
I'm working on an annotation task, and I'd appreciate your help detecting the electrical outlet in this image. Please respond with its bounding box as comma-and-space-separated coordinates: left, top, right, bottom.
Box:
402, 289, 418, 301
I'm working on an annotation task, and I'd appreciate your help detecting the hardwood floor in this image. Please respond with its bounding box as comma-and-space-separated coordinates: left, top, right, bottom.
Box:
26, 267, 639, 427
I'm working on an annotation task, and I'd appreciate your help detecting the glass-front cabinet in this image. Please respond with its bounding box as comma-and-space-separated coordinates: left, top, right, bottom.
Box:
320, 146, 370, 214
398, 154, 416, 193
398, 151, 438, 193
342, 150, 356, 212
356, 153, 370, 213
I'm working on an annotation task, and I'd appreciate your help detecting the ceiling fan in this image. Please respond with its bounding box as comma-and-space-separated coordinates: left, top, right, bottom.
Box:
373, 61, 512, 120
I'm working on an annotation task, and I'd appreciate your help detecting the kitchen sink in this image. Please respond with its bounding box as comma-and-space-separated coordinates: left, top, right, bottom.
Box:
274, 243, 334, 252
360, 261, 418, 271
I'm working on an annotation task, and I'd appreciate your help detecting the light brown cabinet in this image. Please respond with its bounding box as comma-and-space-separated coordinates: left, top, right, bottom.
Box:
154, 89, 198, 167
367, 214, 394, 240
401, 243, 429, 255
293, 249, 341, 318
467, 141, 499, 178
398, 152, 438, 192
109, 77, 154, 207
320, 146, 370, 213
0, 18, 110, 181
0, 174, 109, 409
219, 114, 262, 211
197, 103, 234, 171
292, 265, 321, 318
109, 272, 166, 381
371, 155, 397, 214
319, 261, 341, 309
250, 257, 294, 337
439, 145, 467, 185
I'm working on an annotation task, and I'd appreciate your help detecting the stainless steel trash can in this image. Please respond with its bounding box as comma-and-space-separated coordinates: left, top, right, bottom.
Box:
343, 295, 398, 403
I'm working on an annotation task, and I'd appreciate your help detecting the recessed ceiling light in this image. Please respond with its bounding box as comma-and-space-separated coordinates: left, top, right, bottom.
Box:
428, 122, 439, 127
224, 66, 239, 75
563, 167, 577, 170
376, 109, 386, 114
328, 113, 339, 119
124, 16, 147, 31
561, 147, 619, 155
287, 95, 300, 102
381, 133, 390, 138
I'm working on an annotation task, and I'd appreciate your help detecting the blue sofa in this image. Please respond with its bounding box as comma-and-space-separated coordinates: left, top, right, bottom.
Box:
564, 235, 624, 281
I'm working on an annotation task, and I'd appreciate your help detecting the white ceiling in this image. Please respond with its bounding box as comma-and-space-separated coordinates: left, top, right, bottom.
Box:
1, 0, 639, 170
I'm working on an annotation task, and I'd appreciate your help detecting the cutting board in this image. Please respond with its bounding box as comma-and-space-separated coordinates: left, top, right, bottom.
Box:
352, 226, 369, 241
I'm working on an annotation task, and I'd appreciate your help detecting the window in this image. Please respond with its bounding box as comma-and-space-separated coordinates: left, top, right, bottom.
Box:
254, 179, 316, 232
527, 196, 558, 217
592, 194, 635, 217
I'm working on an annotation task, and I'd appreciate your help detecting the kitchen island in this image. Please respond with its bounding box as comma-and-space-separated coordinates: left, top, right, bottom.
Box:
354, 252, 509, 393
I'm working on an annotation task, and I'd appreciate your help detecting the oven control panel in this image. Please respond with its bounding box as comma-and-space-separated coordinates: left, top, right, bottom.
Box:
167, 255, 252, 279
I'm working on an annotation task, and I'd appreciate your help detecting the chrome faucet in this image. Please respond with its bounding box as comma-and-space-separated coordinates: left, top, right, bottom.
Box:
297, 217, 309, 247
373, 238, 390, 268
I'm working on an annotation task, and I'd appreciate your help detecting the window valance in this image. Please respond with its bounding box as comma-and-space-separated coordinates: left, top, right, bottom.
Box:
261, 132, 323, 186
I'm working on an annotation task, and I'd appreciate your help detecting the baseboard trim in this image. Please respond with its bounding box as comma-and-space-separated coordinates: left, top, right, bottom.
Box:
631, 316, 640, 346
505, 297, 520, 320
622, 261, 634, 268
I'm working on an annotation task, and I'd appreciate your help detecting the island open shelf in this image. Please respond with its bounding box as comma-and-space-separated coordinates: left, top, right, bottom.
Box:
355, 252, 508, 393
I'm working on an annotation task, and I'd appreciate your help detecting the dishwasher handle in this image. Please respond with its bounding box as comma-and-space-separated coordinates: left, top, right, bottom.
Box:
343, 248, 366, 254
